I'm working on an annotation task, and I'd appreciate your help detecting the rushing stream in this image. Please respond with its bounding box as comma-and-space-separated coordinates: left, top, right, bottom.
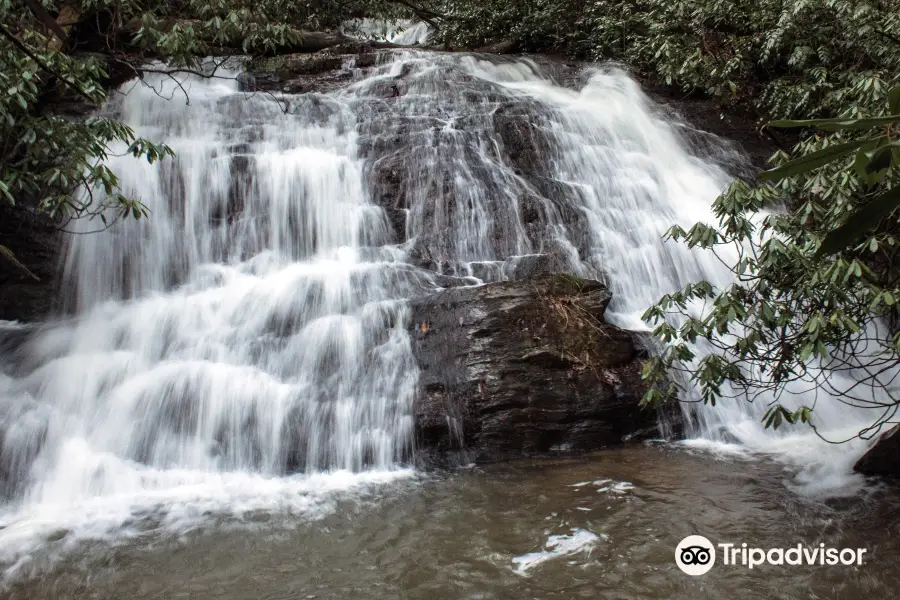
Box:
0, 48, 893, 594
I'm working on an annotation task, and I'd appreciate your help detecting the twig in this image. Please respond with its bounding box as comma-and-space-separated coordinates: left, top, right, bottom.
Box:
0, 244, 40, 281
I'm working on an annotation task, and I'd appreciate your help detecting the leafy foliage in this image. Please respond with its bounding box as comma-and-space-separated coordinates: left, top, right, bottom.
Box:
1, 1, 167, 236
438, 0, 900, 120
641, 90, 900, 440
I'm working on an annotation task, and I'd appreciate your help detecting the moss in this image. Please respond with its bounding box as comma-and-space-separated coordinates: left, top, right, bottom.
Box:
247, 54, 345, 83
249, 55, 286, 74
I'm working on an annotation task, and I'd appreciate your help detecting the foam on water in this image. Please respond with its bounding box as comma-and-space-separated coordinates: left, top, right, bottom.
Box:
512, 529, 602, 576
0, 466, 412, 580
567, 478, 634, 495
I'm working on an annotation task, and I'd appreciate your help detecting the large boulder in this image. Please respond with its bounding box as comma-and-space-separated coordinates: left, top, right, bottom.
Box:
410, 273, 673, 464
854, 425, 900, 478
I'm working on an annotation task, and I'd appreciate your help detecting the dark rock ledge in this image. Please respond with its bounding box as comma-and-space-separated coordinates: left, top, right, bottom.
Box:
854, 425, 900, 478
410, 273, 676, 465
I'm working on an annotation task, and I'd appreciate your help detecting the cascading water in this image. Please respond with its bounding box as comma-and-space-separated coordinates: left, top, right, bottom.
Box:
0, 60, 428, 575
0, 48, 882, 577
343, 19, 431, 46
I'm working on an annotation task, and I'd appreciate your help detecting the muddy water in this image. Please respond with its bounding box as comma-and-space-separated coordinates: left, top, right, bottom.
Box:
4, 445, 896, 600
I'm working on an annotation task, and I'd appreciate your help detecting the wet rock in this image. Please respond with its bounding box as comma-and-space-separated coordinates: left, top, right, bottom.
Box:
0, 322, 38, 363
46, 528, 70, 542
474, 40, 520, 54
502, 253, 567, 280
0, 203, 62, 321
854, 425, 900, 478
353, 53, 378, 69
278, 54, 345, 77
236, 72, 256, 92
281, 80, 308, 94
382, 206, 408, 243
247, 46, 386, 95
410, 273, 670, 464
642, 82, 775, 174
367, 155, 407, 212
465, 261, 504, 283
493, 110, 551, 177
461, 254, 567, 283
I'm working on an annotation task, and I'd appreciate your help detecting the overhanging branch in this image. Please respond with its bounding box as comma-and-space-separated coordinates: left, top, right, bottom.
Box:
0, 23, 98, 105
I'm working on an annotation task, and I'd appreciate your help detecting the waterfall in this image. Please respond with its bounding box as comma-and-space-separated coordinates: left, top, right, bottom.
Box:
342, 19, 432, 45
0, 50, 880, 573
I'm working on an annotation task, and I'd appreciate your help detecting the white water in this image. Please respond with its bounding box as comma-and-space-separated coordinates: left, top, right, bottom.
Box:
0, 63, 425, 575
343, 19, 431, 46
0, 50, 885, 576
512, 528, 602, 576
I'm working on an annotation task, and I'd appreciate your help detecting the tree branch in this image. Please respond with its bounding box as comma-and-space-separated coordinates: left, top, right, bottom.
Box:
385, 0, 444, 29
0, 23, 97, 105
24, 0, 69, 45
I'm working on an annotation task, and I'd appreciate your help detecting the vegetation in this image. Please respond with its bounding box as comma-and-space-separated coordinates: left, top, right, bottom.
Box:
437, 1, 898, 118
642, 98, 900, 440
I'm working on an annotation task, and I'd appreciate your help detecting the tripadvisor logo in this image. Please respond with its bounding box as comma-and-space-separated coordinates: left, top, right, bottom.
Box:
675, 535, 716, 575
675, 535, 868, 576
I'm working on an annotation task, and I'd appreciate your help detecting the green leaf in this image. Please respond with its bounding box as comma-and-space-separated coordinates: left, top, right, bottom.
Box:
768, 115, 900, 131
792, 406, 813, 424
853, 142, 896, 184
817, 186, 900, 256
762, 405, 797, 430
759, 138, 880, 181
889, 86, 900, 114
0, 180, 13, 205
865, 142, 900, 174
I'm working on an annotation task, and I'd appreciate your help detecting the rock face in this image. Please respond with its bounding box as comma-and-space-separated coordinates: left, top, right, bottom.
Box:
247, 44, 382, 95
410, 273, 671, 464
247, 47, 770, 277
0, 204, 62, 321
854, 425, 900, 478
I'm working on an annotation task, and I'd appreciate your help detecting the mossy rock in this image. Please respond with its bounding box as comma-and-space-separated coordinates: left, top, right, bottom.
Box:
248, 55, 286, 74
248, 54, 344, 78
